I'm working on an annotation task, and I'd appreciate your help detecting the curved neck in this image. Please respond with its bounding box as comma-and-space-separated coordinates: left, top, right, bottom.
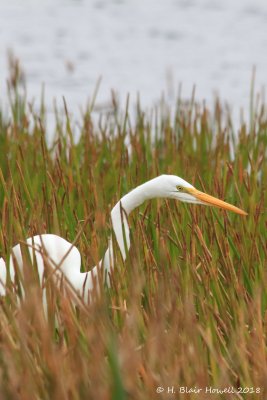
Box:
92, 177, 163, 286
110, 180, 156, 260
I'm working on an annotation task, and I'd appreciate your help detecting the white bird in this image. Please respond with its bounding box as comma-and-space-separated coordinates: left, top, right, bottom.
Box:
0, 175, 247, 301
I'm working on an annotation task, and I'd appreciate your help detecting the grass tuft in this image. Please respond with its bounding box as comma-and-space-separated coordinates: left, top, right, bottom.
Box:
0, 62, 266, 398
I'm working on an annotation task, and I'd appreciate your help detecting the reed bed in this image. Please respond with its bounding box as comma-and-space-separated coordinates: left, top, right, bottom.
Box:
0, 64, 266, 399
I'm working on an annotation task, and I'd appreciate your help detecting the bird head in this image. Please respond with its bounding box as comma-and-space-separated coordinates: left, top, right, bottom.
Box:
159, 175, 247, 216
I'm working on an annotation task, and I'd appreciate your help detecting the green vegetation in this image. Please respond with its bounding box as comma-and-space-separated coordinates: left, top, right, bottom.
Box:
0, 61, 266, 399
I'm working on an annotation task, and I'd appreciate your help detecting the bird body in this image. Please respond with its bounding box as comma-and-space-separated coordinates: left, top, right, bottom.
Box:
0, 234, 87, 297
0, 175, 247, 301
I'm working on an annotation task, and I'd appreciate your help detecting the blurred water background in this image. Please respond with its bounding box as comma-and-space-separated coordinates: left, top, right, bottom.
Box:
0, 0, 267, 127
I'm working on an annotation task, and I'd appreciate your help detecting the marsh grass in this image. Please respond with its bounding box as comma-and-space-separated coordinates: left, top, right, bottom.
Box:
0, 62, 267, 399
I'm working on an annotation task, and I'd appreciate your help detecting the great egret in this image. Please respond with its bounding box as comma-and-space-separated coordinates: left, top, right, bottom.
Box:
0, 175, 247, 301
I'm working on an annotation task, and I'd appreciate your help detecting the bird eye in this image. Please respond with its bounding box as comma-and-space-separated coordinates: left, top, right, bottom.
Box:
176, 186, 183, 191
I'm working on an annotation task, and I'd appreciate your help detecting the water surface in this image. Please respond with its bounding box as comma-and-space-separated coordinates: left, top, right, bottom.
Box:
0, 0, 267, 123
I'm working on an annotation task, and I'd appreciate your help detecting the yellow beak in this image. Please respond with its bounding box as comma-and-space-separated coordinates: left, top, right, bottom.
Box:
187, 187, 248, 216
